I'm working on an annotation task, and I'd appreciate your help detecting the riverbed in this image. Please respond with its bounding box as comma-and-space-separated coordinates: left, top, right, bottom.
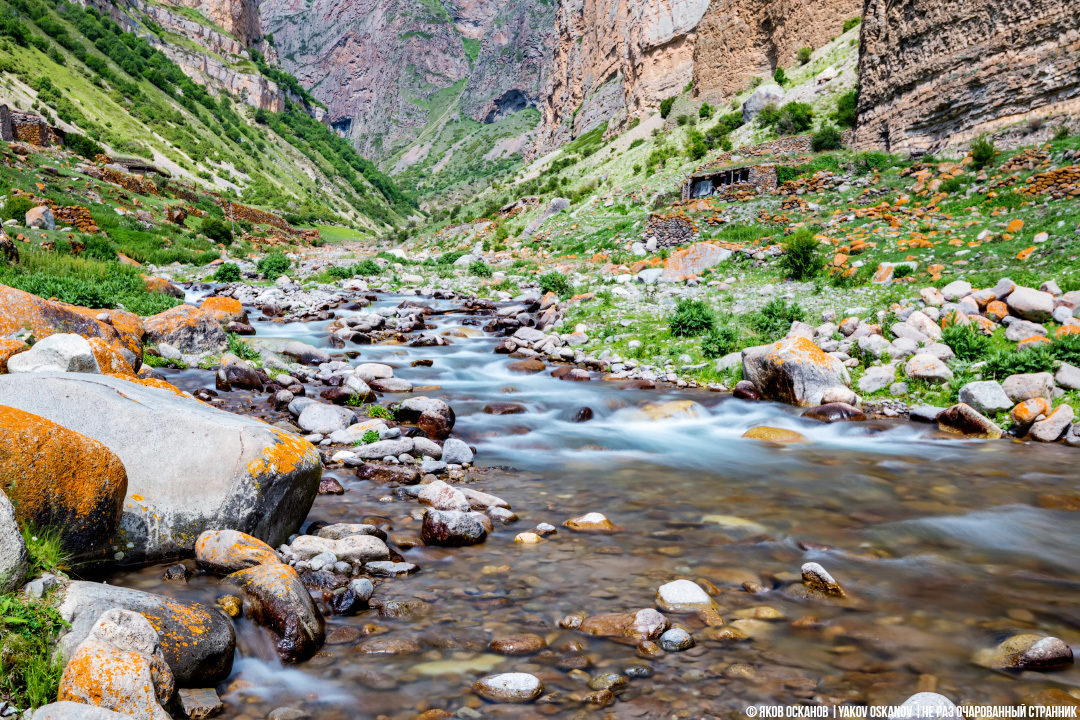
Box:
104, 290, 1080, 719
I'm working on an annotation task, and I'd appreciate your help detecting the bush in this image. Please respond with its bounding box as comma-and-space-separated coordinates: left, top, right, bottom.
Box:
757, 102, 813, 135
81, 236, 117, 263
699, 103, 713, 119
1055, 332, 1080, 366
832, 90, 857, 129
892, 263, 913, 279
629, 138, 644, 149
797, 46, 812, 65
213, 262, 241, 282
64, 132, 104, 159
778, 230, 824, 280
2, 196, 35, 223
367, 405, 393, 420
353, 259, 382, 276
257, 252, 291, 279
669, 298, 716, 337
0, 591, 67, 710
843, 17, 861, 33
773, 67, 788, 85
984, 343, 1056, 379
970, 136, 997, 170
811, 124, 844, 152
1054, 125, 1071, 141
755, 102, 780, 129
200, 218, 233, 245
751, 298, 806, 341
676, 114, 690, 126
326, 265, 354, 280
701, 324, 742, 358
685, 129, 708, 160
539, 271, 574, 299
469, 260, 492, 278
659, 97, 675, 119
941, 322, 990, 362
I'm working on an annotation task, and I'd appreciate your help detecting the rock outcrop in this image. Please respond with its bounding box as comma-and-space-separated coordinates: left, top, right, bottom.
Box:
0, 373, 321, 565
854, 0, 1080, 153
163, 0, 263, 46
536, 0, 711, 155
692, 0, 860, 104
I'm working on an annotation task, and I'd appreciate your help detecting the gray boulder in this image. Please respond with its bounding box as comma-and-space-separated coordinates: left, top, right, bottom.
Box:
1007, 286, 1055, 322
742, 336, 850, 406
1001, 372, 1055, 403
858, 364, 897, 394
7, 333, 100, 374
442, 438, 474, 465
33, 702, 128, 719
57, 580, 235, 686
297, 402, 356, 433
0, 490, 27, 593
0, 373, 322, 564
904, 353, 953, 384
742, 84, 785, 123
281, 341, 330, 366
522, 198, 570, 238
957, 381, 1012, 415
1004, 319, 1047, 342
353, 437, 414, 459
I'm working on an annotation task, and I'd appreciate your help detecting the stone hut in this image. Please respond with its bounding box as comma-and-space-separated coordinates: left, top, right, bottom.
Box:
681, 164, 778, 201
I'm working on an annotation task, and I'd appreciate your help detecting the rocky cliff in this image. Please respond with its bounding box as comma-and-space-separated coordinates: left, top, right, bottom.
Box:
161, 0, 263, 46
691, 0, 859, 104
535, 0, 711, 156
854, 0, 1080, 153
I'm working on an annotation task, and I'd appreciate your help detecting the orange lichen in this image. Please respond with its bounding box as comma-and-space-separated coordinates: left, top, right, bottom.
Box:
0, 338, 29, 372
143, 276, 181, 296
1016, 246, 1036, 260
1012, 398, 1052, 427
1017, 336, 1051, 350
985, 300, 1009, 321
1006, 218, 1024, 234
200, 296, 246, 325
1055, 325, 1080, 339
89, 337, 135, 376
246, 429, 318, 479
105, 374, 191, 398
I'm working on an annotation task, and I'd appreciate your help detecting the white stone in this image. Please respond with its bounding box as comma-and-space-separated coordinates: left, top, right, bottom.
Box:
655, 579, 712, 612
7, 333, 100, 374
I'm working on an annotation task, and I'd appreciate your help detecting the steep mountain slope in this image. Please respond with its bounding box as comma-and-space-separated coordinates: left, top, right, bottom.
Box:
0, 0, 411, 228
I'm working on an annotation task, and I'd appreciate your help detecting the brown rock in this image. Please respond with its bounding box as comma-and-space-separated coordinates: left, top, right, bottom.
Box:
937, 403, 1003, 439
195, 529, 281, 575
489, 633, 547, 655
483, 402, 527, 415
733, 379, 760, 400
801, 402, 866, 423
742, 426, 807, 443
507, 358, 545, 373
355, 463, 420, 484
225, 563, 325, 662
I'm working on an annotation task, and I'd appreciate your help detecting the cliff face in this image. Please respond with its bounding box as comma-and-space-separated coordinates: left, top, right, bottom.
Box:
259, 0, 553, 160
691, 0, 859, 104
161, 0, 263, 46
535, 0, 711, 156
854, 0, 1080, 153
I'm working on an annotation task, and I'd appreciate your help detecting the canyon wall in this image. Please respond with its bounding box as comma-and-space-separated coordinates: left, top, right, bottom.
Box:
535, 0, 711, 156
854, 0, 1080, 153
691, 0, 859, 104
161, 0, 262, 46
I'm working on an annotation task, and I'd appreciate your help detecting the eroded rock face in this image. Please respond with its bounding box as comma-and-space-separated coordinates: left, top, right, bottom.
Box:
742, 336, 851, 407
57, 581, 235, 687
144, 305, 228, 355
0, 373, 321, 564
0, 406, 127, 560
58, 609, 174, 720
854, 0, 1080, 153
225, 563, 325, 662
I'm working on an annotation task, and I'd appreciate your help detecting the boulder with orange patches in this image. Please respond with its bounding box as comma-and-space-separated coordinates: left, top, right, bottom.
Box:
225, 562, 325, 662
196, 529, 280, 574
199, 296, 248, 325
89, 337, 134, 376
741, 336, 852, 407
144, 305, 228, 355
0, 405, 126, 559
0, 373, 321, 564
58, 609, 174, 720
660, 242, 733, 281
0, 338, 28, 372
142, 275, 183, 298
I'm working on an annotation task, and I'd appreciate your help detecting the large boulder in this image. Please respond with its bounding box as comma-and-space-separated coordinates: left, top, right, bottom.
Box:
957, 381, 1012, 415
224, 563, 324, 662
26, 205, 56, 230
0, 489, 27, 593
144, 305, 228, 355
57, 581, 235, 686
396, 396, 456, 440
742, 336, 851, 407
59, 609, 174, 720
937, 403, 1003, 439
742, 84, 785, 123
0, 405, 127, 559
199, 297, 248, 325
7, 333, 101, 374
0, 285, 143, 365
32, 702, 128, 719
1006, 286, 1055, 322
195, 529, 281, 575
0, 373, 321, 564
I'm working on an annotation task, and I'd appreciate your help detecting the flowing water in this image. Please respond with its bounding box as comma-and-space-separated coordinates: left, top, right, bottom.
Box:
105, 291, 1080, 719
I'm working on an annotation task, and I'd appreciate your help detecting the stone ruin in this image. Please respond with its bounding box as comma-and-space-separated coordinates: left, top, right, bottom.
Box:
645, 212, 699, 249
0, 105, 58, 147
682, 164, 778, 201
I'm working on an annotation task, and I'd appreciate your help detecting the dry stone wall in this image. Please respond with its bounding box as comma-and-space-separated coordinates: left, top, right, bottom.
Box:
854, 0, 1080, 153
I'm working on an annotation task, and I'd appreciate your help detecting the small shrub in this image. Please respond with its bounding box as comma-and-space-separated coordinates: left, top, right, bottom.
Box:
2, 196, 35, 223
685, 129, 707, 160
773, 66, 788, 85
326, 265, 354, 280
668, 298, 715, 337
843, 17, 861, 33
796, 46, 812, 65
832, 90, 857, 129
629, 138, 644, 149
213, 263, 241, 282
983, 343, 1055, 379
469, 260, 492, 278
698, 103, 713, 119
811, 124, 844, 152
0, 592, 67, 710
676, 114, 690, 126
81, 236, 117, 263
969, 136, 997, 170
1053, 332, 1080, 366
1053, 125, 1070, 141
751, 298, 806, 341
21, 525, 70, 577
257, 252, 291, 280
778, 231, 824, 280
659, 97, 675, 119
941, 322, 990, 362
892, 263, 913, 279
701, 324, 742, 358
64, 132, 104, 159
227, 332, 260, 363
354, 429, 380, 445
367, 405, 393, 420
353, 259, 381, 275
200, 218, 233, 245
539, 271, 574, 299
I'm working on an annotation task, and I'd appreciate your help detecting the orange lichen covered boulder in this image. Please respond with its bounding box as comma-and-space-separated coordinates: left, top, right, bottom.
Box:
58, 609, 174, 720
143, 275, 183, 298
196, 529, 281, 574
1011, 397, 1052, 430
106, 373, 191, 398
57, 581, 235, 686
660, 242, 733, 281
741, 336, 852, 407
225, 562, 325, 662
0, 373, 321, 564
144, 304, 228, 355
0, 284, 143, 365
199, 296, 248, 325
0, 338, 28, 372
0, 405, 126, 558
89, 337, 135, 376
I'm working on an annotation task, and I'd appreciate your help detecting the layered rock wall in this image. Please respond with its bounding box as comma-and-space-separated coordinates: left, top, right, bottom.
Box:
535, 0, 711, 156
691, 0, 859, 104
160, 0, 262, 46
854, 0, 1080, 153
